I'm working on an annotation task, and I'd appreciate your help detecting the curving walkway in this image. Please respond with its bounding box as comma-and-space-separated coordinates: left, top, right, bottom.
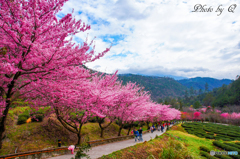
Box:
48, 126, 171, 159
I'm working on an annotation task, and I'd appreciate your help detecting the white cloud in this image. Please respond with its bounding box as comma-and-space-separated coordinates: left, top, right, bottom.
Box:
58, 0, 240, 79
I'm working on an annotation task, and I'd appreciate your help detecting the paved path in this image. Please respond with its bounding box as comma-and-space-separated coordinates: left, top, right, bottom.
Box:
48, 126, 171, 159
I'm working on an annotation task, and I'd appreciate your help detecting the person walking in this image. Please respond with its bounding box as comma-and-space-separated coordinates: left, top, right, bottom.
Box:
152, 125, 155, 131
138, 127, 143, 142
150, 126, 154, 133
157, 124, 161, 131
161, 124, 164, 132
133, 128, 139, 142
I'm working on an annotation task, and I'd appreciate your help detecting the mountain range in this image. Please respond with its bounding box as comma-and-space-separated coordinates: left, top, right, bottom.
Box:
177, 77, 233, 91
82, 65, 232, 101
117, 74, 232, 101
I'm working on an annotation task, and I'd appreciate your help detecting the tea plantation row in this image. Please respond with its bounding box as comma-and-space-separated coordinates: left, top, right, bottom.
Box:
199, 142, 240, 159
182, 123, 240, 141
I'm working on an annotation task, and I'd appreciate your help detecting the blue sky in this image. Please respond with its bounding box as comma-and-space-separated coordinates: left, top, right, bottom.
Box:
57, 0, 240, 80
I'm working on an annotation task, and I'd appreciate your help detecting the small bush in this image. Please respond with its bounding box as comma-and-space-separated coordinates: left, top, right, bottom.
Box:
88, 117, 97, 123
17, 110, 30, 125
31, 114, 43, 122
115, 120, 120, 125
199, 146, 210, 152
36, 109, 45, 114
17, 116, 27, 125
20, 110, 30, 118
133, 121, 138, 127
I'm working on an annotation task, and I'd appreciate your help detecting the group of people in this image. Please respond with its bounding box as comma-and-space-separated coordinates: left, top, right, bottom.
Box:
132, 127, 143, 142
132, 121, 175, 142
149, 122, 174, 133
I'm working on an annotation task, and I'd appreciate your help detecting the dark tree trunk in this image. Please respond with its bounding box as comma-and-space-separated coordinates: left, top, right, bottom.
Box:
127, 127, 132, 135
77, 132, 81, 146
118, 123, 123, 136
0, 102, 10, 149
100, 128, 104, 138
98, 118, 104, 138
0, 73, 20, 149
127, 123, 133, 135
55, 108, 84, 146
97, 117, 112, 138
76, 124, 83, 146
146, 121, 149, 129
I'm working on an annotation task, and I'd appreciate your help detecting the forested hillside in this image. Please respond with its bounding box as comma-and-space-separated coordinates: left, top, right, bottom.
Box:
117, 74, 188, 101
211, 76, 240, 107
178, 76, 240, 108
177, 77, 232, 91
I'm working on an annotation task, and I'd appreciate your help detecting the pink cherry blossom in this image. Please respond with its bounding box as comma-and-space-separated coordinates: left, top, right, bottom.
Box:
220, 113, 229, 118
193, 112, 201, 119
0, 0, 110, 148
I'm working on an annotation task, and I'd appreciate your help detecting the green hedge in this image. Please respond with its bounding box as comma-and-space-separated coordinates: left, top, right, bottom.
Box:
224, 143, 240, 149
212, 141, 240, 154
214, 154, 232, 159
17, 110, 30, 125
31, 114, 43, 122
200, 151, 218, 159
17, 115, 28, 125
17, 109, 45, 125
88, 117, 97, 123
182, 123, 240, 141
199, 146, 210, 152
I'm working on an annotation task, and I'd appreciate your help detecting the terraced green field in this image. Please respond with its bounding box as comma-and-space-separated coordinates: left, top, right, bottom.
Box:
182, 122, 240, 141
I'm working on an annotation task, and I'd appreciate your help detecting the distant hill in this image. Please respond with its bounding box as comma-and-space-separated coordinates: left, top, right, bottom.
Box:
211, 77, 240, 107
117, 74, 188, 101
134, 73, 187, 80
177, 77, 232, 91
82, 65, 233, 101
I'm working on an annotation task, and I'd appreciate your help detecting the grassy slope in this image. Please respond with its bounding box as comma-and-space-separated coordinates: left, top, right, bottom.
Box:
168, 124, 217, 157
1, 107, 135, 155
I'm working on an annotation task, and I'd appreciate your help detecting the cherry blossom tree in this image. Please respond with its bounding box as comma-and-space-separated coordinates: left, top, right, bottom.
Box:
0, 0, 110, 148
220, 112, 240, 125
230, 113, 240, 125
23, 70, 121, 145
193, 112, 201, 120
113, 83, 151, 136
137, 102, 181, 129
88, 73, 122, 138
